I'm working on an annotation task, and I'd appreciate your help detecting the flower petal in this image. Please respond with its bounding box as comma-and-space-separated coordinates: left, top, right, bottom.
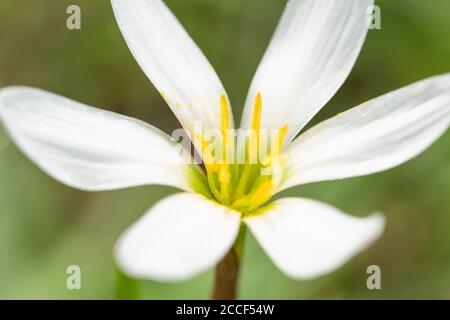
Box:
111, 0, 233, 134
244, 198, 384, 279
0, 86, 196, 192
115, 192, 241, 281
281, 74, 450, 191
240, 0, 373, 143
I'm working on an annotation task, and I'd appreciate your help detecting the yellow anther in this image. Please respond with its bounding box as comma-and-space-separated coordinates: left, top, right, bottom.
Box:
275, 124, 288, 156
251, 93, 262, 131
260, 124, 288, 167
194, 132, 205, 151
219, 164, 231, 186
248, 92, 262, 162
220, 94, 231, 133
261, 155, 272, 167
220, 94, 233, 163
194, 132, 218, 171
250, 180, 273, 208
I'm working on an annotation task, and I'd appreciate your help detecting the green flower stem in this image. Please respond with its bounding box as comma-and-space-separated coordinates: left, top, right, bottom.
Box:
211, 224, 246, 300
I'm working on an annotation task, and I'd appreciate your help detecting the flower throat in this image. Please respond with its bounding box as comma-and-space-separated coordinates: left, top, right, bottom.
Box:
195, 93, 288, 214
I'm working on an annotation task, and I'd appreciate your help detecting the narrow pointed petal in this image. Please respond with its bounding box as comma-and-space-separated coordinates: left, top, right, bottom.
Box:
115, 193, 241, 281
111, 0, 233, 134
280, 74, 450, 191
0, 86, 196, 192
240, 0, 373, 142
244, 198, 384, 279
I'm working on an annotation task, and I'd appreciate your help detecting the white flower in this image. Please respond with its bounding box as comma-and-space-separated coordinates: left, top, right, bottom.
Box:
0, 0, 449, 282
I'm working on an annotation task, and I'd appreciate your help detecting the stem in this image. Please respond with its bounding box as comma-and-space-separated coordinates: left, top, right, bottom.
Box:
211, 224, 246, 300
211, 247, 240, 300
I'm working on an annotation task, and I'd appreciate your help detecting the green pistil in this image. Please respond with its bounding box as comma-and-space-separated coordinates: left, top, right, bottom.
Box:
233, 162, 254, 201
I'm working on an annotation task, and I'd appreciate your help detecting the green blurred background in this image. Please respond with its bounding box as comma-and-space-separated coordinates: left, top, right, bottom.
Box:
0, 0, 449, 299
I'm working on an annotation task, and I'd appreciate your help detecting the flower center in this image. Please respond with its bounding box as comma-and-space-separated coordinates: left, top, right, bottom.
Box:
195, 93, 288, 215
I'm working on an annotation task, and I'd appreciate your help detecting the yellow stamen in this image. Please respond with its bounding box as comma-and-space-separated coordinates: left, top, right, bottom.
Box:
261, 124, 288, 167
220, 94, 230, 132
197, 92, 287, 216
194, 132, 218, 171
219, 95, 232, 202
235, 93, 263, 200
274, 124, 288, 157
220, 94, 234, 163
248, 92, 262, 162
251, 93, 262, 131
219, 164, 231, 186
261, 155, 271, 167
220, 94, 232, 151
249, 180, 273, 208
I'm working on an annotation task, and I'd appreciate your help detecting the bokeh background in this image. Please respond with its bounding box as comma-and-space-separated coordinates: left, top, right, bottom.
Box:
0, 0, 449, 299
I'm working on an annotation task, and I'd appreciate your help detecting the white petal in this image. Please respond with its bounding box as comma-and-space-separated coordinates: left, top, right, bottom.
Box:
281, 74, 450, 190
115, 193, 241, 281
0, 86, 196, 192
245, 198, 384, 279
240, 0, 373, 143
111, 0, 233, 134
